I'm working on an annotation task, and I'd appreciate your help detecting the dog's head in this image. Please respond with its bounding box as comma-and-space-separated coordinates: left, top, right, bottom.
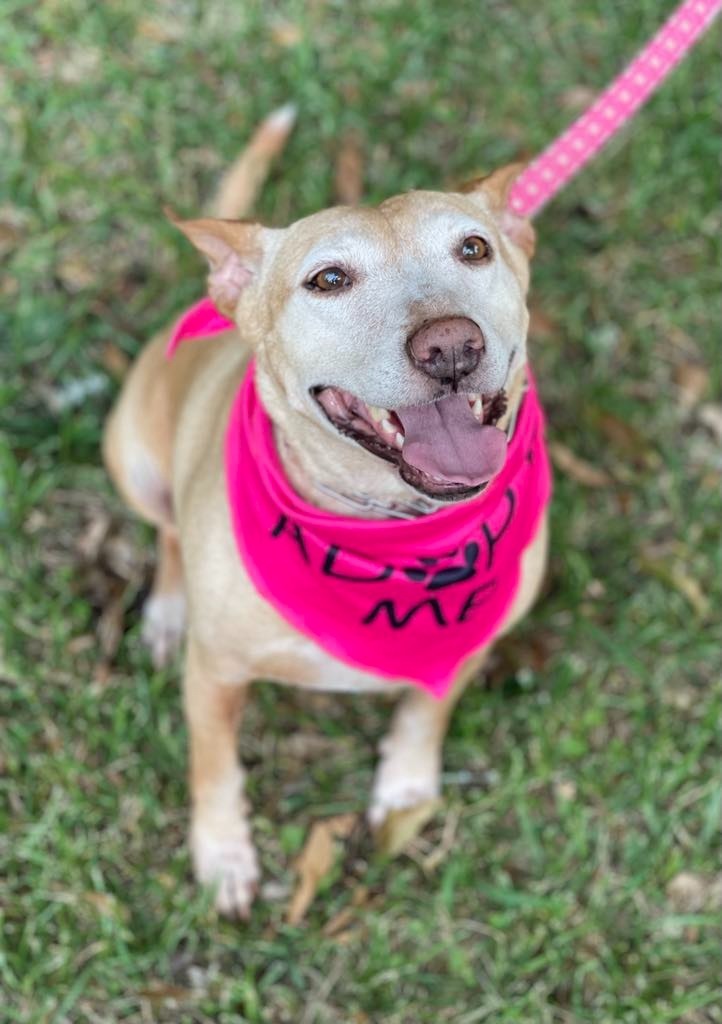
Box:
174, 166, 535, 506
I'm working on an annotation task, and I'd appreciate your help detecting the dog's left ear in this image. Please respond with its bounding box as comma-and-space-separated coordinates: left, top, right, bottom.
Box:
460, 163, 536, 260
168, 213, 272, 317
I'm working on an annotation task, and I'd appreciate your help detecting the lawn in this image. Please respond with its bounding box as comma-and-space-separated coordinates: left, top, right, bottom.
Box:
1, 1, 721, 1022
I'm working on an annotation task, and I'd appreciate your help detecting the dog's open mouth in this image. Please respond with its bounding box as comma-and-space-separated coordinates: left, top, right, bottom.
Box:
312, 386, 509, 500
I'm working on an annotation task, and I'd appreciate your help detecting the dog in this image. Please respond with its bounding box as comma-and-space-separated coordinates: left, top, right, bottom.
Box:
103, 106, 550, 918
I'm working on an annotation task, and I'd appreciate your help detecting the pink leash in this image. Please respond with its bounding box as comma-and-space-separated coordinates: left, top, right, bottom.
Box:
509, 0, 721, 218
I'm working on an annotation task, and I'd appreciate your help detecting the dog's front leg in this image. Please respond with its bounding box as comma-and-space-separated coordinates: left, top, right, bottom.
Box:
368, 669, 479, 829
183, 637, 259, 918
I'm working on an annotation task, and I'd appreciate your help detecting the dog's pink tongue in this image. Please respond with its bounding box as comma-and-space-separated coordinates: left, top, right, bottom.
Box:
397, 394, 507, 486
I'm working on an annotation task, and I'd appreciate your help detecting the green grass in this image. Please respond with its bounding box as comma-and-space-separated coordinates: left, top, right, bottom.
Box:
1, 1, 721, 1021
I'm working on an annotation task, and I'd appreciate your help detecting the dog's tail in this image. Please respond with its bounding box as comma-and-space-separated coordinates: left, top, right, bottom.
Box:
207, 103, 297, 220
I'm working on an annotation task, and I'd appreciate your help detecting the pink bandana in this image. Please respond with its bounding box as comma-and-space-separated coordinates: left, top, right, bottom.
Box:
169, 300, 552, 698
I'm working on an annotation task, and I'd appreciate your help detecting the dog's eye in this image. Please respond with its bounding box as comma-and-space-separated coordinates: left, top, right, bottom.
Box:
460, 236, 492, 262
305, 267, 352, 292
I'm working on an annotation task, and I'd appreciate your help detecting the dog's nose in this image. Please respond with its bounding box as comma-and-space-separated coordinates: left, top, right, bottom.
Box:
407, 317, 485, 385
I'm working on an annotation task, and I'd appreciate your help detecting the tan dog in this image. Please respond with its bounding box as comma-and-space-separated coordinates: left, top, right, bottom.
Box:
104, 108, 548, 918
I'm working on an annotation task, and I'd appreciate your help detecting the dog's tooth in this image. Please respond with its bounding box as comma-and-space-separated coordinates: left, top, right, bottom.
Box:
381, 418, 394, 433
472, 398, 483, 418
395, 432, 404, 448
369, 406, 389, 422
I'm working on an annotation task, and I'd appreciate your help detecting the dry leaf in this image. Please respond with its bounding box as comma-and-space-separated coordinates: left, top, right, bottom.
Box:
549, 442, 613, 488
666, 871, 707, 913
528, 304, 559, 340
100, 341, 131, 379
673, 362, 709, 411
637, 555, 709, 619
698, 403, 722, 444
374, 798, 441, 857
57, 256, 98, 291
287, 813, 356, 925
560, 86, 598, 110
76, 508, 112, 563
334, 132, 364, 206
97, 590, 126, 659
270, 19, 303, 47
595, 412, 658, 467
138, 982, 195, 1005
322, 906, 355, 937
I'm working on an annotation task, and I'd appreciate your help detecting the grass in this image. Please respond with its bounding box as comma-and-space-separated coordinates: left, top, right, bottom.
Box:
1, 0, 721, 1021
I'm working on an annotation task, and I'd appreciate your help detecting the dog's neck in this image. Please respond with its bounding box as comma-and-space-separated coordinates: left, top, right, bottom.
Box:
269, 364, 528, 521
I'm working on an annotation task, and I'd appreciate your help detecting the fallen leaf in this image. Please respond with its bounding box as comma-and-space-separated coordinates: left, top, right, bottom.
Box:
334, 131, 364, 206
528, 304, 559, 340
594, 411, 658, 468
97, 590, 127, 659
554, 779, 577, 802
138, 982, 195, 1005
287, 813, 357, 925
99, 341, 131, 379
698, 403, 722, 444
57, 256, 98, 292
322, 906, 355, 937
549, 442, 613, 488
422, 806, 459, 872
374, 798, 441, 857
666, 871, 706, 913
76, 508, 112, 563
83, 891, 128, 922
270, 19, 303, 47
560, 86, 598, 110
637, 555, 709, 619
673, 362, 709, 411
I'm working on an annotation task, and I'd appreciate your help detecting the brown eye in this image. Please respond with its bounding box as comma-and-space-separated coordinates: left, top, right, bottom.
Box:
460, 236, 491, 262
306, 267, 352, 291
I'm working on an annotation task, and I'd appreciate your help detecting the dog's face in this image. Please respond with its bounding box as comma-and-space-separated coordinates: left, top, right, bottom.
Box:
176, 166, 535, 503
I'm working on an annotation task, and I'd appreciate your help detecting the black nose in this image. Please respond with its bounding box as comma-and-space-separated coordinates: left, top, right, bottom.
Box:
407, 317, 485, 387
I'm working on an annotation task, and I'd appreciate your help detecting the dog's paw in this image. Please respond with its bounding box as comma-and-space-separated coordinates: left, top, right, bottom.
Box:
141, 591, 186, 668
191, 822, 260, 919
367, 757, 440, 830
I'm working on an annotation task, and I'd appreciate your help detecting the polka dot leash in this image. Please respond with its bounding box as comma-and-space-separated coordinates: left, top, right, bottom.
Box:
508, 0, 721, 218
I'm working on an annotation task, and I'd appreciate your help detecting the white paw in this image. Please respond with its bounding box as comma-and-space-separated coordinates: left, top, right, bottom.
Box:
141, 591, 186, 668
191, 822, 260, 919
367, 757, 440, 830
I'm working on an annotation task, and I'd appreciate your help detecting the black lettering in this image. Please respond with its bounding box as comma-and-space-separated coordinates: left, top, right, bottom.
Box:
427, 541, 480, 590
362, 598, 447, 629
481, 487, 515, 570
270, 514, 309, 563
457, 582, 496, 622
322, 545, 392, 583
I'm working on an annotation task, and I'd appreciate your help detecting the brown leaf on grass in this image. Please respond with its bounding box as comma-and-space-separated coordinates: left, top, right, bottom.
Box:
549, 442, 613, 488
374, 798, 442, 857
138, 982, 196, 1005
97, 589, 127, 659
666, 871, 716, 913
594, 412, 658, 468
698, 403, 722, 444
99, 341, 131, 379
637, 553, 709, 619
673, 362, 709, 411
528, 303, 559, 340
270, 19, 303, 48
287, 814, 357, 925
560, 86, 598, 111
57, 256, 98, 292
76, 508, 112, 563
334, 131, 364, 206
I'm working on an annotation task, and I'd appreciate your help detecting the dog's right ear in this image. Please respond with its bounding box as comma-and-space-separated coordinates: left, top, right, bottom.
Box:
167, 212, 269, 318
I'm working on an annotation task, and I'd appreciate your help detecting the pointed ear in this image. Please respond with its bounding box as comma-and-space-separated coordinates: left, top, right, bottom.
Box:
460, 163, 536, 260
167, 211, 267, 317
